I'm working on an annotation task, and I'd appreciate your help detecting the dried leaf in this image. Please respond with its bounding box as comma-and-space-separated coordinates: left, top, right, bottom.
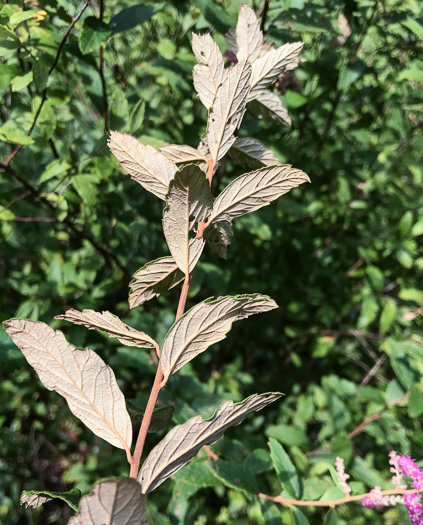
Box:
4, 320, 132, 453
192, 33, 226, 108
108, 131, 176, 200
21, 493, 52, 509
139, 393, 282, 493
204, 221, 233, 259
236, 4, 263, 63
129, 257, 184, 308
21, 488, 81, 511
207, 60, 251, 162
68, 479, 148, 525
55, 309, 158, 351
248, 90, 291, 126
229, 137, 280, 169
163, 165, 213, 276
160, 294, 278, 382
160, 144, 208, 164
249, 42, 303, 99
207, 165, 310, 226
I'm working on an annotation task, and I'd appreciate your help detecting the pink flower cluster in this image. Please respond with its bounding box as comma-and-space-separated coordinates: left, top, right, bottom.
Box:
361, 451, 423, 525
335, 457, 351, 495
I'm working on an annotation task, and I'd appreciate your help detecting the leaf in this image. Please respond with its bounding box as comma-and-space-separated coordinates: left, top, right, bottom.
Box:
268, 438, 301, 498
160, 294, 278, 382
138, 393, 282, 493
109, 4, 163, 33
128, 403, 174, 433
235, 4, 263, 63
163, 165, 213, 276
402, 17, 423, 40
0, 63, 16, 89
68, 479, 148, 525
380, 300, 397, 334
207, 60, 251, 161
79, 16, 111, 55
249, 42, 303, 99
21, 488, 81, 511
229, 137, 280, 169
206, 165, 310, 228
0, 121, 34, 145
55, 309, 159, 351
108, 131, 177, 200
11, 71, 33, 92
408, 386, 423, 418
192, 33, 226, 109
248, 90, 291, 126
212, 459, 259, 495
128, 99, 145, 134
204, 221, 233, 259
4, 320, 132, 454
129, 257, 184, 308
160, 144, 208, 164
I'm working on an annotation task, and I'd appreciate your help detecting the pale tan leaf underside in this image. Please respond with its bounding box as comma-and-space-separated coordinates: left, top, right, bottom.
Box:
225, 27, 238, 54
4, 319, 132, 453
230, 137, 280, 169
163, 165, 213, 276
160, 294, 278, 382
207, 60, 251, 162
139, 393, 282, 493
20, 493, 52, 509
160, 144, 208, 164
208, 165, 310, 226
108, 131, 177, 200
249, 90, 291, 126
249, 42, 303, 99
236, 3, 263, 63
129, 257, 184, 308
192, 32, 226, 108
55, 309, 158, 351
68, 479, 148, 525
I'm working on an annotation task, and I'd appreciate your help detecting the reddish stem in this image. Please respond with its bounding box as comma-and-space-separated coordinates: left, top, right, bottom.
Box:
129, 274, 192, 478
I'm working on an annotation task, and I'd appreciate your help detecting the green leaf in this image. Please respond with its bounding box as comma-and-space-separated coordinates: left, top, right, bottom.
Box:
72, 174, 99, 206
41, 193, 68, 222
266, 424, 309, 447
408, 386, 423, 418
319, 486, 346, 502
390, 347, 417, 389
402, 18, 423, 39
157, 38, 176, 59
128, 99, 145, 134
285, 90, 308, 108
268, 438, 301, 498
330, 434, 352, 463
290, 507, 310, 525
37, 101, 57, 139
11, 71, 33, 92
397, 248, 414, 269
0, 63, 17, 88
39, 159, 71, 184
0, 121, 34, 145
338, 60, 366, 90
323, 509, 338, 525
0, 39, 19, 57
79, 16, 111, 55
32, 56, 49, 92
244, 448, 272, 475
411, 219, 423, 237
0, 206, 15, 221
212, 459, 258, 495
109, 4, 163, 34
20, 487, 81, 511
9, 8, 36, 28
380, 299, 397, 334
398, 69, 423, 82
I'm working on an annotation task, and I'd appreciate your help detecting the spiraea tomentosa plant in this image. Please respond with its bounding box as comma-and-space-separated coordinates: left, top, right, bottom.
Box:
6, 5, 309, 523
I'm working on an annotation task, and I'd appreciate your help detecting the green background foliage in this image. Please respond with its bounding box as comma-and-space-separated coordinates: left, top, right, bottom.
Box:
1, 0, 422, 523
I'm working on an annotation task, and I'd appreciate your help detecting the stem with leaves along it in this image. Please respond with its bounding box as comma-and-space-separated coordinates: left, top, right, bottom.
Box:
129, 274, 192, 478
129, 160, 216, 478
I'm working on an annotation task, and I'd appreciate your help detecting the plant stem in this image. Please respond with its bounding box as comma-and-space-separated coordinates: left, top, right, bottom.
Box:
258, 487, 423, 508
129, 273, 193, 478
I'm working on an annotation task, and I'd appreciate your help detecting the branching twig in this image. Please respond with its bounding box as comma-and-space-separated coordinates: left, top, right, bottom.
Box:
5, 0, 91, 166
